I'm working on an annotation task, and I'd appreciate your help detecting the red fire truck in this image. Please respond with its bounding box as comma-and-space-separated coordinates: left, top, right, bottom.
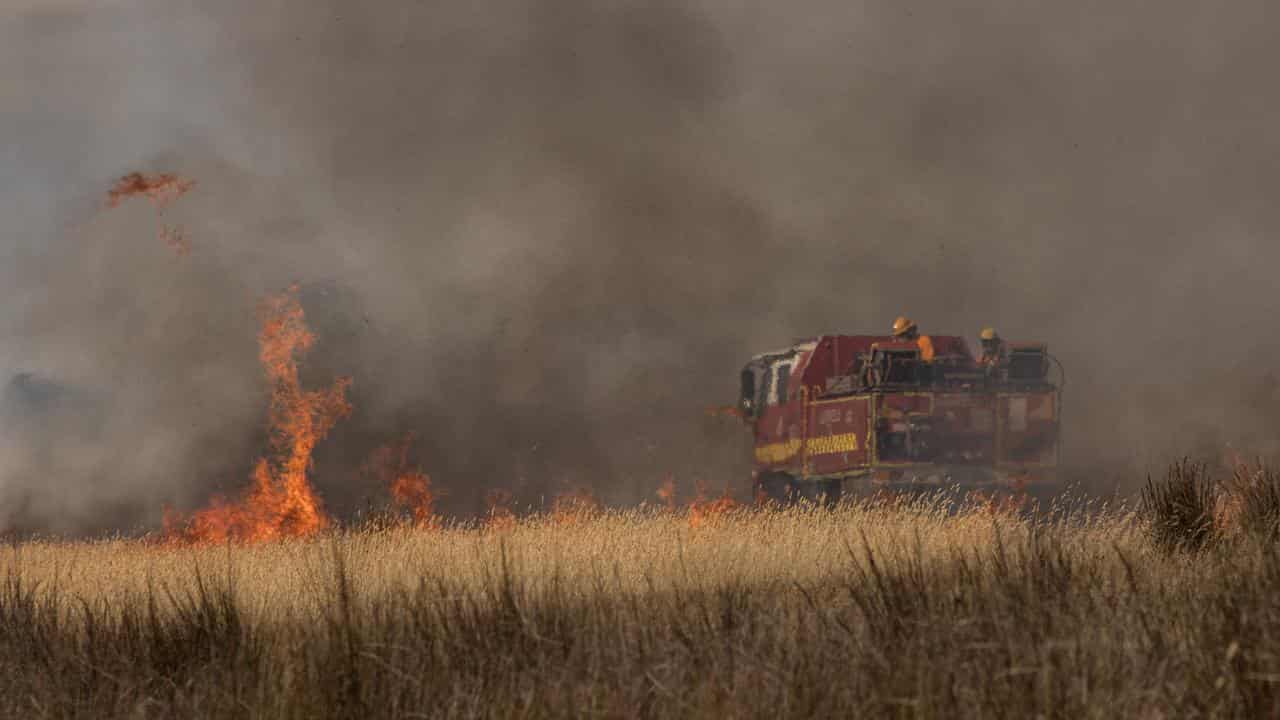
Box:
738, 333, 1062, 502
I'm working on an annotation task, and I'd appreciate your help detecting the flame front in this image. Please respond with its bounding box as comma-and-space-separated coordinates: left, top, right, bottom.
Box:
688, 479, 738, 529
167, 286, 351, 544
551, 486, 599, 525
653, 476, 739, 528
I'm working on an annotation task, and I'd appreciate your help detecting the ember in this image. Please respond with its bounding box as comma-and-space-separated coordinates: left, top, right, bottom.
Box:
106, 172, 196, 255
107, 172, 195, 209
159, 225, 190, 256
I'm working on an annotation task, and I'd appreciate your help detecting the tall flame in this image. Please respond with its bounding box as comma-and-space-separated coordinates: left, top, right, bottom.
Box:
166, 286, 351, 543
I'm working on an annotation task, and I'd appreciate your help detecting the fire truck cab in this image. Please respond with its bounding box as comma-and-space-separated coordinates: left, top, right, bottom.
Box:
739, 333, 1060, 503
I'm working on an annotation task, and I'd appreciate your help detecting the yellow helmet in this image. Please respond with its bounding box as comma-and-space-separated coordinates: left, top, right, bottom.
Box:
892, 316, 916, 337
980, 327, 998, 341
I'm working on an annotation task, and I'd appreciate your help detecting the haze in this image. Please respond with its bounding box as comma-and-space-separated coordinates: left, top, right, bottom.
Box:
3, 1, 1278, 533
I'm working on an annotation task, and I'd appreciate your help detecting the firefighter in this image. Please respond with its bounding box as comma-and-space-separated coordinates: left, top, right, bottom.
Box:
891, 316, 934, 361
977, 327, 1006, 369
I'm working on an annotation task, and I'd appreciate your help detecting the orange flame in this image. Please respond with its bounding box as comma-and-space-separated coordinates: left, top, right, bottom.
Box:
166, 286, 351, 544
364, 433, 437, 526
484, 489, 516, 533
551, 486, 599, 525
391, 469, 435, 525
655, 475, 738, 527
968, 489, 1028, 517
656, 474, 677, 511
687, 479, 739, 529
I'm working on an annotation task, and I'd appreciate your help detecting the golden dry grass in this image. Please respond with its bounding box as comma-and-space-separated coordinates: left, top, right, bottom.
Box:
2, 488, 1279, 718
2, 496, 1135, 622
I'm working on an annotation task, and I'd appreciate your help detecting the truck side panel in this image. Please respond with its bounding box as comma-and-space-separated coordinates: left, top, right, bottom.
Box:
754, 401, 803, 472
803, 396, 871, 476
996, 391, 1058, 468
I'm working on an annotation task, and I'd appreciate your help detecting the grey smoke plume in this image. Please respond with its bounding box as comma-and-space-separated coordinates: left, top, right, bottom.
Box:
3, 0, 1279, 533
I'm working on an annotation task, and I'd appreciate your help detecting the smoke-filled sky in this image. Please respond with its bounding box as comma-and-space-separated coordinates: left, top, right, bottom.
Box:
4, 0, 1280, 533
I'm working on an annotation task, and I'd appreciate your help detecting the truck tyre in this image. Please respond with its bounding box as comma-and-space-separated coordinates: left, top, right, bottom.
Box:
796, 479, 842, 508
756, 472, 796, 505
819, 479, 843, 507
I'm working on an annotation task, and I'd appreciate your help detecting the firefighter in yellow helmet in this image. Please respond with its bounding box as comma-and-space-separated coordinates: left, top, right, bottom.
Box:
891, 316, 934, 362
977, 327, 1006, 369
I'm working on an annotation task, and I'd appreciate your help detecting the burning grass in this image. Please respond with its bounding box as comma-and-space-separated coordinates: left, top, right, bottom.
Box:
7, 491, 1280, 717
688, 478, 739, 528
363, 433, 438, 527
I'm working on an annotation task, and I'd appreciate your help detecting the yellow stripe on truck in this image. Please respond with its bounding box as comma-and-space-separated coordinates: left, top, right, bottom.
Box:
754, 439, 801, 464
755, 433, 860, 464
806, 432, 860, 455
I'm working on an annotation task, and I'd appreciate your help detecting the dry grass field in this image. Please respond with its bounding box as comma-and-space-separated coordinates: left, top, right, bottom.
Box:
3, 471, 1280, 718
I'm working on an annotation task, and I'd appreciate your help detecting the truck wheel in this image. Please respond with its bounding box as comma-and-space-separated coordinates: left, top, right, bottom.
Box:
796, 479, 842, 508
819, 479, 843, 507
756, 472, 796, 505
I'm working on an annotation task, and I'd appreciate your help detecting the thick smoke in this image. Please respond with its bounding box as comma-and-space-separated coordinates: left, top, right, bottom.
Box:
3, 0, 1279, 533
